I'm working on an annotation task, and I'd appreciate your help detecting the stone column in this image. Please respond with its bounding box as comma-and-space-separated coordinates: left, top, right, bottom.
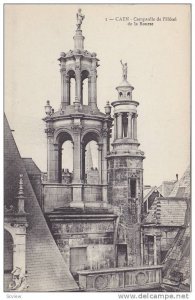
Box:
140, 228, 144, 265
54, 143, 60, 183
133, 114, 138, 140
88, 76, 91, 106
102, 131, 108, 204
75, 67, 81, 104
154, 235, 157, 265
98, 144, 103, 184
61, 73, 70, 108
46, 128, 59, 183
58, 146, 63, 183
114, 114, 117, 140
13, 225, 27, 273
117, 113, 123, 139
71, 125, 83, 207
72, 125, 82, 183
128, 112, 133, 138
90, 69, 97, 109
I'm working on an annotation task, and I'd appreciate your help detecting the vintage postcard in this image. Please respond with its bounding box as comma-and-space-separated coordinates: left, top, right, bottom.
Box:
4, 3, 191, 295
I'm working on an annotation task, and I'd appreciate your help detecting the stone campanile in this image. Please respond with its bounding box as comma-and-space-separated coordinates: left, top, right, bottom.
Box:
107, 61, 145, 265
43, 9, 112, 209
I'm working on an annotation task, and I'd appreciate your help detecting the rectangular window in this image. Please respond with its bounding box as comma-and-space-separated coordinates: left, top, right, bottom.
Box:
130, 178, 136, 198
117, 244, 127, 267
70, 247, 87, 275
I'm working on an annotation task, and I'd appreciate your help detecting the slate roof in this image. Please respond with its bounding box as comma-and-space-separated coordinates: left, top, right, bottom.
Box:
169, 165, 190, 198
162, 198, 191, 290
4, 115, 78, 291
143, 186, 161, 202
23, 158, 41, 175
143, 197, 187, 226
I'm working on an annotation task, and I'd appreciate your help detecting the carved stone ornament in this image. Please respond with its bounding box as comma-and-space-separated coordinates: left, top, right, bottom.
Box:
9, 267, 29, 291
136, 271, 148, 285
101, 128, 108, 137
95, 274, 108, 290
45, 127, 55, 137
71, 124, 83, 134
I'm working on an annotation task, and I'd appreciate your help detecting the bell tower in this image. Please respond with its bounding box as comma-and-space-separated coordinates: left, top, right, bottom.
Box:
107, 61, 145, 265
43, 9, 112, 209
59, 11, 99, 111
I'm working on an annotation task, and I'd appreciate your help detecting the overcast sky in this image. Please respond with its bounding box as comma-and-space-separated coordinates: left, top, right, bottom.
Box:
4, 4, 190, 186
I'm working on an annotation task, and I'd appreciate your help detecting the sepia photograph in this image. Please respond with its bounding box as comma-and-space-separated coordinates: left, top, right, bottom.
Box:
4, 3, 191, 294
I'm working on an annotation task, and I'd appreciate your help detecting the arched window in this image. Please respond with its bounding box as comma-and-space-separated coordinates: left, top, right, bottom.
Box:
4, 230, 13, 272
122, 113, 128, 138
61, 140, 73, 184
57, 132, 73, 183
81, 70, 90, 105
70, 78, 76, 105
85, 141, 99, 184
119, 92, 123, 97
82, 78, 89, 105
67, 70, 76, 105
82, 131, 101, 184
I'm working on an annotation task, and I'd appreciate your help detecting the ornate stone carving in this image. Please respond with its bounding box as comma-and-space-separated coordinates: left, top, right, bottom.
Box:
4, 205, 15, 214
136, 271, 148, 285
45, 127, 55, 137
9, 267, 29, 291
101, 128, 108, 137
71, 125, 83, 135
95, 275, 108, 290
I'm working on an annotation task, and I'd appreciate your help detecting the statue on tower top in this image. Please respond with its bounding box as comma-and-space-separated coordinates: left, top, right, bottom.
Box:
120, 60, 128, 81
76, 8, 85, 30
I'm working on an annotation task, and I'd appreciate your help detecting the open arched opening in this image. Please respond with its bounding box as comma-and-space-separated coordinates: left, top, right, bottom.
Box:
85, 141, 99, 184
81, 70, 90, 106
4, 229, 13, 272
57, 131, 73, 183
82, 131, 101, 184
122, 113, 128, 138
67, 70, 75, 105
61, 141, 73, 183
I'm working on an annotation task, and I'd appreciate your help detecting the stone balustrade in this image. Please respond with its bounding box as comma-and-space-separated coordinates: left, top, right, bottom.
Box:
78, 265, 163, 292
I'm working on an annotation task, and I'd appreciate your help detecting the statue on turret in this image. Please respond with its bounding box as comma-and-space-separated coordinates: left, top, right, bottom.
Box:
76, 8, 85, 30
120, 60, 128, 81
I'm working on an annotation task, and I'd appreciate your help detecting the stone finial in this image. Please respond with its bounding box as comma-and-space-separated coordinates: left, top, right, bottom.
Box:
104, 101, 111, 115
76, 8, 85, 30
9, 267, 29, 291
16, 174, 26, 214
120, 60, 128, 81
44, 100, 52, 116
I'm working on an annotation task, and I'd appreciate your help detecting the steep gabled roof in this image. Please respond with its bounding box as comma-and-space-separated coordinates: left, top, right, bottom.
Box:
169, 166, 190, 198
22, 158, 42, 175
162, 198, 191, 290
143, 186, 162, 202
4, 115, 78, 291
143, 197, 187, 227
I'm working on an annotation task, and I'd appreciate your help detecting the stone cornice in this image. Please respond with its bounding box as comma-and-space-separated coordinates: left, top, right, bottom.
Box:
111, 100, 139, 107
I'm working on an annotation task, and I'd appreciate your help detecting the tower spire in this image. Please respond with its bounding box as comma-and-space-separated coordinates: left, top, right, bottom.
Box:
74, 8, 85, 50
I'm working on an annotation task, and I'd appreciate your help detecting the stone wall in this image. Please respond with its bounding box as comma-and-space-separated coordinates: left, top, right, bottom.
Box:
47, 218, 115, 273
43, 184, 72, 212
107, 155, 144, 266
